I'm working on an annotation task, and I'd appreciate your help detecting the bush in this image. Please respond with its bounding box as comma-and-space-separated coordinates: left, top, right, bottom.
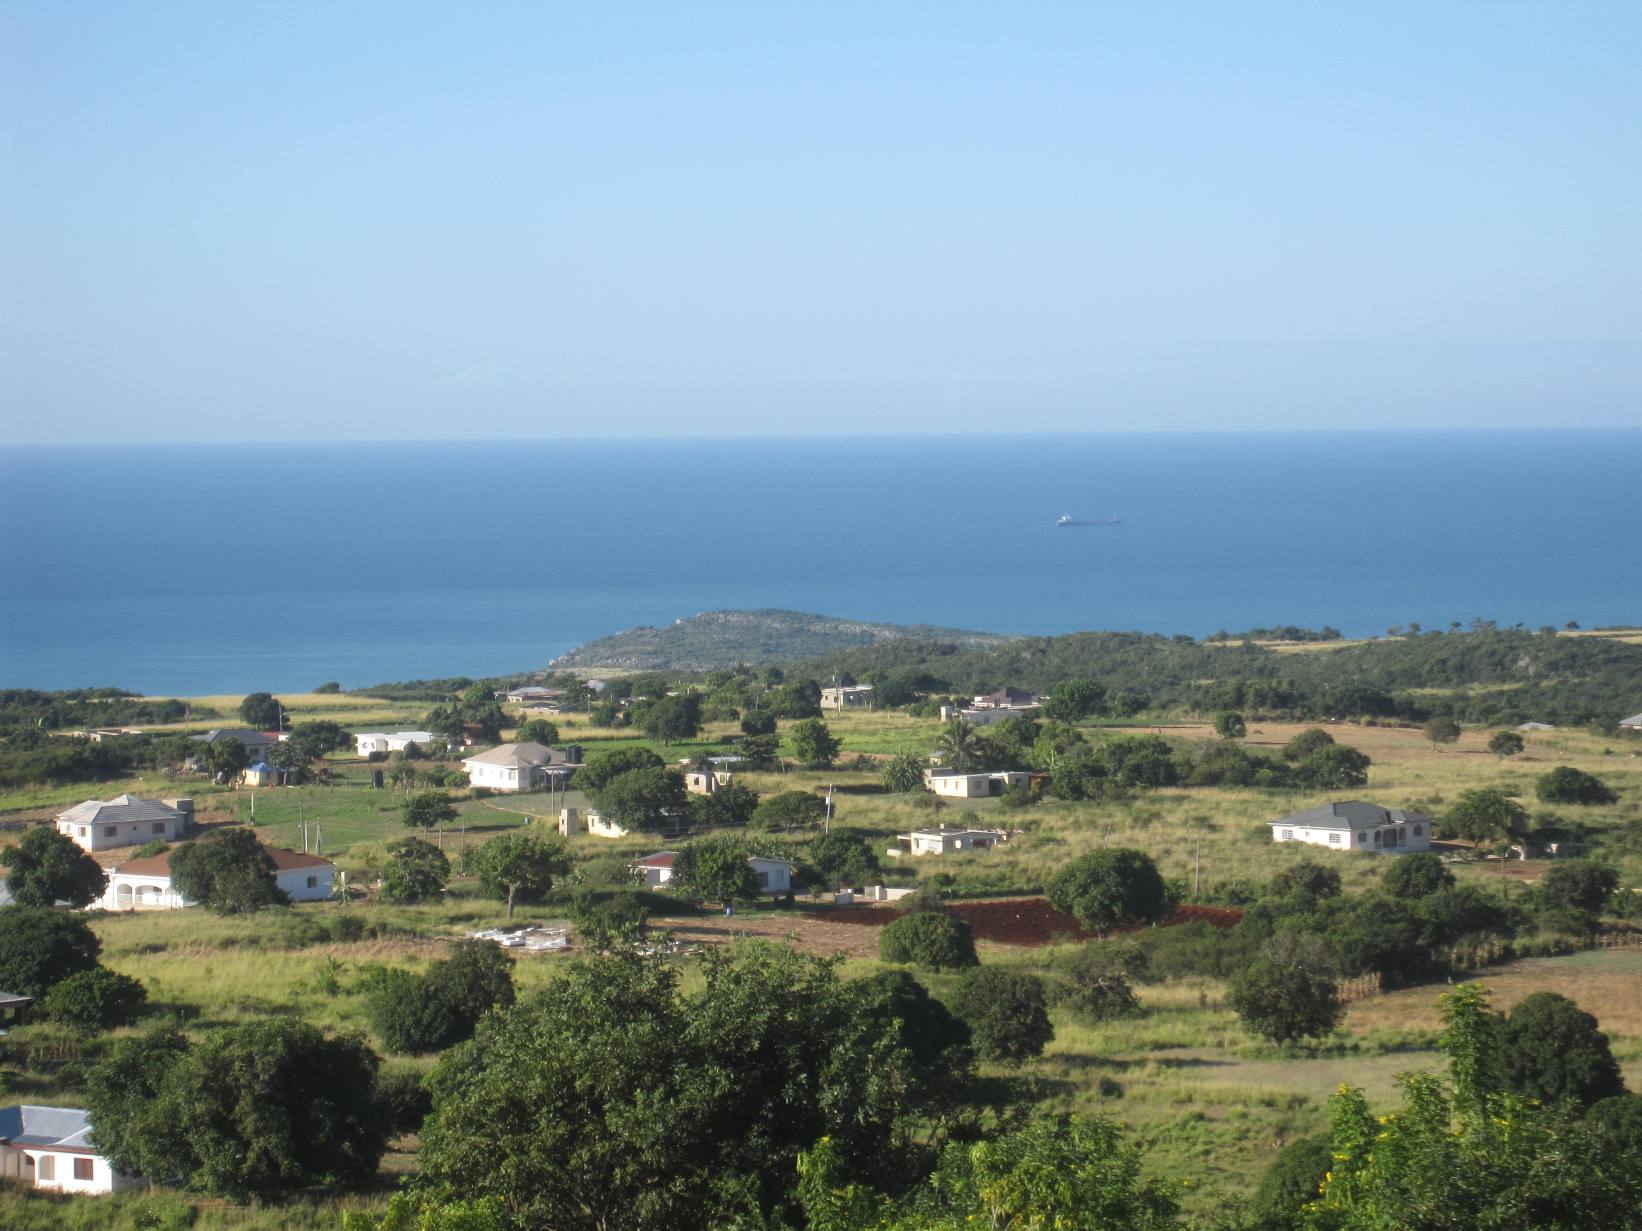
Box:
1499, 992, 1627, 1108
878, 911, 978, 971
1227, 935, 1342, 1045
1045, 848, 1168, 935
949, 967, 1053, 1065
41, 967, 149, 1031
366, 968, 457, 1054
1382, 852, 1455, 899
0, 907, 101, 997
1536, 766, 1619, 806
377, 1066, 433, 1137
381, 836, 451, 904
1054, 943, 1145, 1022
751, 790, 826, 832
1250, 1134, 1333, 1230
881, 753, 926, 793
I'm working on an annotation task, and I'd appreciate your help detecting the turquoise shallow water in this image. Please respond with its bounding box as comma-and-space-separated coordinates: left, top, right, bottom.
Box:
1, 431, 1637, 694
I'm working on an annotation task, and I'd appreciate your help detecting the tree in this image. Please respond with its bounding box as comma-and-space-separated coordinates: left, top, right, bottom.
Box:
1046, 848, 1168, 936
768, 679, 823, 719
168, 828, 288, 914
852, 970, 974, 1114
204, 737, 249, 780
1443, 787, 1528, 854
1227, 933, 1341, 1045
740, 708, 777, 736
950, 967, 1054, 1065
402, 790, 458, 832
367, 969, 458, 1054
878, 911, 977, 971
592, 767, 687, 832
237, 692, 286, 729
1294, 744, 1371, 789
416, 948, 938, 1231
735, 733, 781, 768
515, 718, 560, 746
1305, 984, 1642, 1228
1488, 730, 1526, 758
642, 695, 702, 745
1249, 1134, 1332, 1231
1536, 766, 1618, 806
426, 940, 517, 1035
1423, 715, 1462, 749
41, 967, 148, 1030
1041, 678, 1107, 723
809, 830, 880, 888
0, 908, 101, 997
1382, 851, 1455, 898
1500, 992, 1626, 1108
0, 825, 107, 907
1282, 727, 1336, 762
1268, 860, 1342, 900
471, 831, 570, 918
670, 835, 760, 904
934, 718, 982, 772
751, 790, 826, 832
1214, 710, 1247, 740
575, 747, 665, 793
381, 837, 451, 904
1055, 942, 1145, 1022
788, 718, 842, 768
85, 1019, 391, 1198
689, 780, 760, 827
882, 752, 926, 793
1536, 859, 1620, 919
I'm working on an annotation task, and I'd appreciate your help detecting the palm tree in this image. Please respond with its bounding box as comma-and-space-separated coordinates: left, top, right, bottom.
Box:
935, 717, 982, 773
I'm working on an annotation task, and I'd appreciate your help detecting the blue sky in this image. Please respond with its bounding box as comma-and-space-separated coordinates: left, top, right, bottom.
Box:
2, 2, 1638, 443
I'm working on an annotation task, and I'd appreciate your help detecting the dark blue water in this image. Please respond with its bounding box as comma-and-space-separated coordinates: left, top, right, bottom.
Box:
1, 432, 1637, 694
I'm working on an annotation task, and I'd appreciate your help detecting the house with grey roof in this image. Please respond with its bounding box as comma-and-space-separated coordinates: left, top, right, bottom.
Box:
190, 728, 278, 762
461, 742, 581, 793
1620, 712, 1642, 730
1269, 800, 1432, 853
55, 795, 192, 852
0, 1104, 138, 1193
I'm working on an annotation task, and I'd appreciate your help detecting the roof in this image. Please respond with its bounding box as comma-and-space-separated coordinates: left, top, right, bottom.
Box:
1517, 721, 1556, 730
191, 728, 271, 745
906, 826, 1007, 840
462, 742, 568, 768
113, 841, 333, 878
247, 762, 274, 772
57, 795, 185, 827
506, 686, 560, 698
0, 991, 32, 1010
1620, 713, 1642, 726
0, 1105, 96, 1151
1269, 801, 1431, 830
632, 851, 677, 869
982, 687, 1037, 704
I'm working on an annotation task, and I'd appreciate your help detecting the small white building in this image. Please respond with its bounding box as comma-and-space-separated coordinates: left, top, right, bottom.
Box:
1620, 712, 1642, 730
820, 685, 874, 711
683, 769, 733, 796
55, 795, 191, 853
504, 686, 562, 706
1516, 721, 1556, 731
461, 742, 579, 793
355, 730, 437, 756
585, 808, 632, 839
99, 843, 335, 910
888, 825, 1009, 858
0, 1105, 139, 1193
923, 769, 1032, 799
630, 850, 794, 894
1269, 801, 1433, 854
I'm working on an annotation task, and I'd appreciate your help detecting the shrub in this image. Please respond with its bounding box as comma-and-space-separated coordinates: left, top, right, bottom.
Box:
1488, 731, 1525, 758
1227, 934, 1342, 1045
949, 968, 1053, 1065
382, 836, 451, 904
366, 968, 457, 1054
0, 907, 101, 997
1251, 1134, 1333, 1230
1055, 943, 1145, 1022
41, 967, 149, 1031
881, 753, 926, 793
878, 911, 977, 971
1500, 992, 1627, 1108
1282, 728, 1335, 761
750, 790, 826, 832
1382, 852, 1455, 899
1045, 848, 1167, 936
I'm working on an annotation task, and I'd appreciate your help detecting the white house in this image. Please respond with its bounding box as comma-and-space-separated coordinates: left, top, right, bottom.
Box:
191, 728, 278, 762
99, 843, 335, 910
1620, 712, 1642, 730
1269, 801, 1433, 853
888, 824, 1009, 858
820, 685, 874, 711
55, 795, 191, 853
683, 769, 734, 796
504, 686, 562, 706
461, 742, 579, 793
1516, 721, 1556, 731
0, 1105, 139, 1193
923, 769, 1032, 799
629, 850, 794, 894
354, 730, 437, 756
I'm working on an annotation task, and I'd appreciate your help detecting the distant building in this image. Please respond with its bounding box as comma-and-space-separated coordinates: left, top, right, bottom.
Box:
100, 843, 335, 910
461, 742, 580, 793
923, 769, 1033, 799
504, 686, 562, 706
1620, 712, 1642, 730
56, 795, 191, 852
1516, 721, 1556, 731
821, 685, 874, 711
630, 850, 794, 894
888, 824, 1009, 858
683, 769, 733, 796
0, 1105, 139, 1193
970, 687, 1041, 709
191, 728, 278, 762
1268, 801, 1432, 853
354, 731, 437, 756
631, 850, 677, 889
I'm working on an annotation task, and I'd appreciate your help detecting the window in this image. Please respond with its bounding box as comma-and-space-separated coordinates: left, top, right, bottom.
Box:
37, 1155, 54, 1181
1279, 829, 1294, 840
306, 876, 317, 888
1413, 824, 1423, 836
1357, 832, 1367, 843
1328, 833, 1341, 844
73, 1157, 93, 1181
79, 827, 87, 837
153, 822, 166, 834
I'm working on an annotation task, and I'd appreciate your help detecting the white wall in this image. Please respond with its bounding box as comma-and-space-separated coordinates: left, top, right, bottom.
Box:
277, 865, 334, 902
467, 761, 529, 792
28, 1150, 128, 1194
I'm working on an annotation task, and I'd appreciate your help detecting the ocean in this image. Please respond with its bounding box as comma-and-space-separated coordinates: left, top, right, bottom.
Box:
1, 431, 1637, 695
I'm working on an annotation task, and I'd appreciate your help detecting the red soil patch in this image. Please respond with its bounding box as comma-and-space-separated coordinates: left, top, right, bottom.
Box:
804, 898, 1242, 947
